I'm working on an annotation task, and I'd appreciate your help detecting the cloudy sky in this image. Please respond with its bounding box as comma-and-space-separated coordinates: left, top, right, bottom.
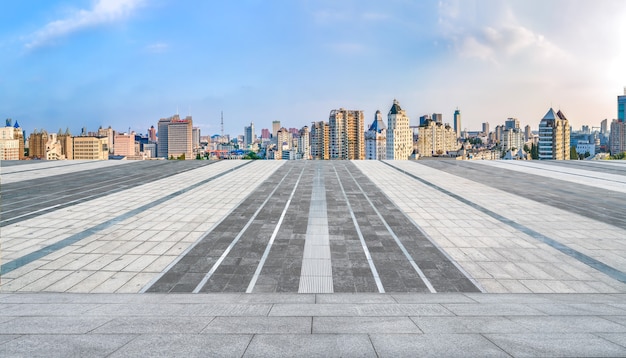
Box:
1, 0, 625, 137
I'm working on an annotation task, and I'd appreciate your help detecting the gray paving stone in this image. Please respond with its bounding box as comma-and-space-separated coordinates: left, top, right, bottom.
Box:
91, 316, 215, 334
313, 316, 421, 333
0, 316, 114, 334
0, 334, 135, 358
109, 334, 252, 358
0, 303, 101, 316
411, 316, 529, 333
508, 316, 626, 333
443, 303, 546, 316
484, 333, 626, 357
392, 293, 476, 304
203, 316, 311, 334
315, 293, 397, 304
528, 303, 626, 316
269, 303, 452, 316
243, 334, 376, 358
369, 333, 509, 357
596, 333, 626, 348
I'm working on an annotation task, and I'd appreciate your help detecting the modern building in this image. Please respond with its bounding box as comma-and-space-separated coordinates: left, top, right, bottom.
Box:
113, 132, 136, 157
157, 115, 193, 159
432, 113, 442, 124
148, 125, 157, 142
501, 118, 524, 152
600, 119, 608, 135
28, 129, 48, 159
2, 119, 24, 160
272, 121, 281, 138
524, 125, 532, 142
538, 108, 570, 160
329, 108, 365, 160
482, 122, 490, 136
244, 122, 256, 148
73, 136, 109, 160
419, 114, 431, 126
386, 100, 412, 160
618, 87, 626, 122
610, 120, 626, 155
261, 128, 270, 140
365, 110, 386, 160
275, 127, 291, 160
310, 121, 330, 160
0, 126, 20, 160
97, 126, 114, 154
297, 126, 310, 160
416, 119, 459, 157
453, 108, 461, 138
192, 127, 201, 153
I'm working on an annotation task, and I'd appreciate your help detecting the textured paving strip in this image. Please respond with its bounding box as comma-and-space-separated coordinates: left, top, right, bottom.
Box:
340, 162, 480, 293
146, 162, 308, 293
0, 161, 252, 276
1, 160, 216, 226
418, 160, 626, 230
386, 160, 626, 285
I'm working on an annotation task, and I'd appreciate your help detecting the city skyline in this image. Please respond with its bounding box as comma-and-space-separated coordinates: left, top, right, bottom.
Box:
2, 0, 625, 136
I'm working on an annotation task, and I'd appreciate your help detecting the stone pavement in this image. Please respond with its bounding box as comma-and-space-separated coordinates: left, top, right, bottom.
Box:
1, 292, 626, 357
2, 159, 626, 356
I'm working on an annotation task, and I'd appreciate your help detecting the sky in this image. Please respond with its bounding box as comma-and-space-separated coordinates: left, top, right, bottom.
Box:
2, 0, 626, 137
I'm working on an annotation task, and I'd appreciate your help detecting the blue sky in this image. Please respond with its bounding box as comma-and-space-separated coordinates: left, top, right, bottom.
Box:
2, 0, 625, 137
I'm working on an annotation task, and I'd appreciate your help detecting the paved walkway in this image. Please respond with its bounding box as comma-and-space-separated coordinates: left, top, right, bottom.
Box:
1, 292, 625, 357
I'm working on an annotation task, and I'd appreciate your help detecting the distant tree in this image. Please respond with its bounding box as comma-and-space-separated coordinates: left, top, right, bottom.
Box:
530, 143, 539, 160
196, 153, 201, 160
169, 155, 174, 160
584, 152, 590, 158
243, 152, 260, 160
524, 144, 530, 153
570, 146, 578, 160
609, 152, 626, 160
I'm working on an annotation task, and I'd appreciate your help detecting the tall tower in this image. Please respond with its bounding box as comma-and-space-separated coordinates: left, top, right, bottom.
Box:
272, 121, 281, 138
386, 99, 412, 160
453, 108, 461, 138
365, 110, 387, 160
538, 108, 570, 160
618, 87, 626, 122
328, 108, 365, 160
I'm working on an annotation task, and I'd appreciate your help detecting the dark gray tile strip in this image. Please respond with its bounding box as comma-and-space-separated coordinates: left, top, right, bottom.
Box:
383, 161, 626, 285
0, 161, 253, 276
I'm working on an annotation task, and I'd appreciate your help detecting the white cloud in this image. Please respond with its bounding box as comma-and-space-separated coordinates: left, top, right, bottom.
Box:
145, 42, 168, 53
25, 0, 144, 49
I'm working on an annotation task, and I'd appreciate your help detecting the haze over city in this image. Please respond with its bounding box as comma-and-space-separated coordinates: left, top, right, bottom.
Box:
2, 0, 625, 136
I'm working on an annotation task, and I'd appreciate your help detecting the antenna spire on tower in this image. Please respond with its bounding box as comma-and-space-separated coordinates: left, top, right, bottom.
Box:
221, 111, 224, 138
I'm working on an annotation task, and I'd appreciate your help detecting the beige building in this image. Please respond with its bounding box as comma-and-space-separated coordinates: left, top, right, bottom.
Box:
416, 119, 459, 157
365, 110, 387, 160
297, 126, 310, 160
167, 118, 193, 159
97, 126, 114, 154
310, 121, 330, 160
386, 99, 412, 160
275, 127, 291, 160
610, 120, 626, 155
329, 108, 365, 160
0, 127, 20, 160
538, 108, 570, 160
73, 136, 109, 160
29, 129, 49, 159
114, 132, 136, 157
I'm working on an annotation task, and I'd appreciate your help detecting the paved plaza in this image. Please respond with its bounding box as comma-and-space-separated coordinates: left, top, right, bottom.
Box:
1, 159, 626, 356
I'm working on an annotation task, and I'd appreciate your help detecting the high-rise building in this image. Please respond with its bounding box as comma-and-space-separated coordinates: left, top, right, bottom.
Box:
386, 100, 412, 160
610, 120, 626, 154
365, 110, 387, 160
0, 126, 20, 160
29, 129, 48, 159
416, 119, 459, 157
168, 116, 193, 159
261, 128, 270, 140
244, 122, 256, 147
297, 126, 310, 160
329, 108, 365, 160
310, 121, 329, 160
482, 122, 490, 135
272, 120, 281, 138
157, 114, 193, 159
453, 108, 461, 138
524, 125, 532, 142
504, 118, 520, 130
148, 125, 157, 142
538, 108, 570, 160
3, 119, 24, 159
275, 127, 291, 160
97, 126, 113, 154
600, 119, 608, 135
618, 87, 626, 122
432, 113, 443, 124
192, 127, 201, 153
419, 114, 431, 126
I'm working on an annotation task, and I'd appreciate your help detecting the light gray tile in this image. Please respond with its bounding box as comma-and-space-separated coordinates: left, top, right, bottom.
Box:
0, 316, 113, 334
412, 316, 528, 333
269, 303, 452, 317
244, 334, 376, 358
485, 333, 626, 357
596, 333, 626, 348
392, 293, 476, 304
369, 333, 508, 357
92, 316, 215, 334
203, 316, 310, 334
444, 303, 545, 316
316, 293, 396, 304
529, 303, 626, 316
0, 303, 101, 316
109, 334, 252, 358
313, 316, 421, 333
0, 334, 134, 357
509, 316, 626, 333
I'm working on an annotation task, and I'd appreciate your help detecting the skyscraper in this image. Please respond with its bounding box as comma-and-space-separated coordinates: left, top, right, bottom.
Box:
297, 126, 310, 160
538, 108, 570, 160
329, 108, 365, 160
157, 117, 170, 158
365, 110, 386, 160
157, 114, 193, 159
272, 120, 281, 138
244, 122, 256, 147
386, 99, 412, 160
482, 122, 490, 135
618, 87, 626, 122
453, 108, 461, 138
310, 121, 329, 160
148, 125, 157, 142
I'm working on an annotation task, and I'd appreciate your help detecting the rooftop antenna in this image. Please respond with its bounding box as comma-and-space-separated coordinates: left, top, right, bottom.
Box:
221, 111, 224, 138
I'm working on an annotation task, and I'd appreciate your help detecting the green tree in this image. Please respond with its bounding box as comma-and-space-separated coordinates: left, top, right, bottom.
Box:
530, 143, 539, 160
570, 146, 578, 160
243, 152, 260, 160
